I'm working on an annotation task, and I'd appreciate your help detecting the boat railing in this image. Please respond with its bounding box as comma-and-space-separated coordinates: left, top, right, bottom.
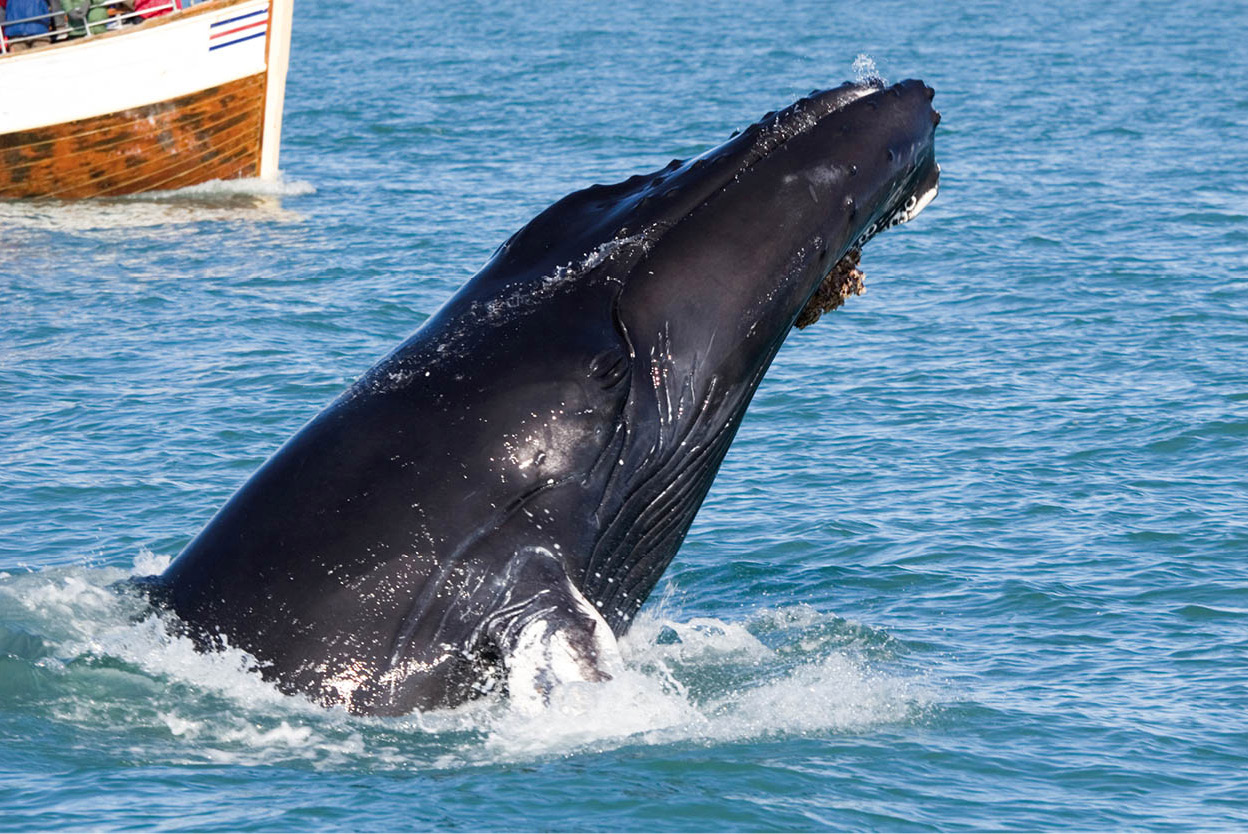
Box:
0, 0, 207, 55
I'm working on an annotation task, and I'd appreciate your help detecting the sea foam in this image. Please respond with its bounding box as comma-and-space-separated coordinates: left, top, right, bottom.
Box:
0, 555, 931, 771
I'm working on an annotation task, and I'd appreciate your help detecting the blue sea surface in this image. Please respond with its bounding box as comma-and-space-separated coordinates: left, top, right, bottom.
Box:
2, 0, 1247, 830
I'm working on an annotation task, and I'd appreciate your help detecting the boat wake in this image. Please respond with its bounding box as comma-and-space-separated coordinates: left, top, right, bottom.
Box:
0, 555, 932, 771
143, 175, 318, 201
0, 176, 315, 232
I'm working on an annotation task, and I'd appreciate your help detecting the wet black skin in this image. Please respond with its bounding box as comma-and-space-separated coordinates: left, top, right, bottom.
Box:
140, 79, 941, 715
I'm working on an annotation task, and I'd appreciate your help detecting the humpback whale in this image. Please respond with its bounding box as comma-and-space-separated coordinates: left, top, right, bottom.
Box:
136, 78, 942, 715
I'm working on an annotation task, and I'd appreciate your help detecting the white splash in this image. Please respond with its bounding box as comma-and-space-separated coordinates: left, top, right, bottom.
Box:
132, 547, 172, 576
0, 558, 934, 770
145, 174, 317, 200
852, 53, 883, 84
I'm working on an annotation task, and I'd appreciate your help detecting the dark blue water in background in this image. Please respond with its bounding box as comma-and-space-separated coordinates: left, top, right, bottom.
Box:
2, 0, 1246, 829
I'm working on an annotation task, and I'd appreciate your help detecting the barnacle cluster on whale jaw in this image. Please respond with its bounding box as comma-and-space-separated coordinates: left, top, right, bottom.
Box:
794, 164, 939, 330
794, 247, 866, 329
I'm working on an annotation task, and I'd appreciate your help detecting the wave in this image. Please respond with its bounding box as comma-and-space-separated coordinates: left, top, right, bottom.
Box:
0, 555, 932, 771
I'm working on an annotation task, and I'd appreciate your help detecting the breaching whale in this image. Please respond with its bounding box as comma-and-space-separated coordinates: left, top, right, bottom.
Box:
135, 78, 942, 715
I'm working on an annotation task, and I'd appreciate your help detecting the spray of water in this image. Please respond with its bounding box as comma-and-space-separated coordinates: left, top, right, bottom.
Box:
852, 54, 884, 84
0, 555, 933, 770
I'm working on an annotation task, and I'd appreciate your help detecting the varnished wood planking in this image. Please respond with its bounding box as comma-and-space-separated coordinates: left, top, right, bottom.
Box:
12, 103, 260, 197
0, 72, 266, 199
103, 120, 262, 196
63, 101, 264, 197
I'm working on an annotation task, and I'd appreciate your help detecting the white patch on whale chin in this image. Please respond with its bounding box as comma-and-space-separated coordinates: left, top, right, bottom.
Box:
505, 581, 622, 716
851, 174, 940, 249
907, 177, 940, 220
891, 177, 940, 226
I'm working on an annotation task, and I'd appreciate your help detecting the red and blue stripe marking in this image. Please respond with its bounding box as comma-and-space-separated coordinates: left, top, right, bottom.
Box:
208, 7, 267, 51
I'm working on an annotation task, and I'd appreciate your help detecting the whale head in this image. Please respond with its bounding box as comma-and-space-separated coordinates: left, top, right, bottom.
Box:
430, 78, 943, 631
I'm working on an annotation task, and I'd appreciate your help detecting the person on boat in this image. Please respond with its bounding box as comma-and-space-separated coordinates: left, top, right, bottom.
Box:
3, 0, 53, 50
58, 0, 105, 36
124, 0, 178, 19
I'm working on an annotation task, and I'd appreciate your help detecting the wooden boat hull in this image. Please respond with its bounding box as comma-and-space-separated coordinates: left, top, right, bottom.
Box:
0, 0, 292, 199
1, 73, 264, 198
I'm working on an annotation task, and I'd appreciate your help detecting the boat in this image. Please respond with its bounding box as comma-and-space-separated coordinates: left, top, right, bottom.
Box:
0, 0, 293, 199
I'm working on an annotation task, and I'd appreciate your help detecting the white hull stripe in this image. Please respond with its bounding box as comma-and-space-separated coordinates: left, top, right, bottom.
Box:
1, 0, 276, 135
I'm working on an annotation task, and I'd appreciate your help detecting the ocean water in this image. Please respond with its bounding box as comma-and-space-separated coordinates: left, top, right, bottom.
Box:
2, 0, 1247, 829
